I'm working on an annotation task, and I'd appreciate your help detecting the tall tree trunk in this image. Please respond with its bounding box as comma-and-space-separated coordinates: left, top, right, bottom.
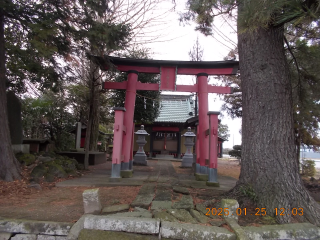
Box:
89, 72, 100, 151
0, 8, 21, 181
84, 60, 100, 168
237, 13, 320, 224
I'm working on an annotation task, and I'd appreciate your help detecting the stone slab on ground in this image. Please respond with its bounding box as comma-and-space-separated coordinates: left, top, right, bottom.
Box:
11, 234, 36, 240
153, 191, 172, 201
131, 184, 156, 209
67, 215, 86, 240
82, 188, 102, 214
224, 218, 248, 240
146, 175, 158, 182
153, 211, 179, 222
0, 232, 12, 240
84, 215, 160, 234
167, 209, 198, 224
106, 211, 152, 218
151, 201, 172, 211
55, 237, 68, 240
243, 223, 320, 240
160, 221, 236, 240
189, 209, 210, 224
195, 204, 220, 219
0, 219, 72, 236
37, 235, 56, 240
172, 195, 194, 209
220, 199, 239, 221
209, 219, 226, 227
134, 207, 149, 212
157, 176, 171, 183
102, 204, 130, 214
78, 229, 159, 240
173, 186, 189, 195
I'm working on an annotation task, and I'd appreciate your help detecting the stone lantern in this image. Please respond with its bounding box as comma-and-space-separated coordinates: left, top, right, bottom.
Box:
133, 125, 149, 166
181, 127, 196, 167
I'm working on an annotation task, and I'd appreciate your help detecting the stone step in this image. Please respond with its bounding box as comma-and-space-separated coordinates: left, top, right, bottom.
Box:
79, 229, 159, 240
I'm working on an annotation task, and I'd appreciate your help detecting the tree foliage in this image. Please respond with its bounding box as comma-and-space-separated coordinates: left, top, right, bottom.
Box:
21, 91, 76, 151
228, 144, 241, 160
218, 123, 230, 140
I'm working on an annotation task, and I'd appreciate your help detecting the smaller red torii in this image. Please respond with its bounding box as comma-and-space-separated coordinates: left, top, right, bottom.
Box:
95, 56, 239, 186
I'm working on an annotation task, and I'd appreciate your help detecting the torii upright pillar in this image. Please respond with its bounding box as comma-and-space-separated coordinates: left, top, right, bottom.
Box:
207, 111, 220, 187
196, 73, 210, 178
121, 70, 138, 177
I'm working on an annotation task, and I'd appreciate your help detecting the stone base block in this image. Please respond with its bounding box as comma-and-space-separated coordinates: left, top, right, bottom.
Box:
111, 163, 121, 178
109, 177, 121, 182
160, 221, 236, 240
120, 170, 133, 178
82, 188, 102, 214
84, 215, 160, 234
133, 153, 147, 166
195, 163, 200, 174
181, 156, 193, 168
206, 181, 220, 187
121, 161, 130, 171
195, 173, 208, 181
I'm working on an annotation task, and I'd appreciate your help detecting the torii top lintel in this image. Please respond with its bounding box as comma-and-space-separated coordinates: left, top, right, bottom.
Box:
95, 56, 239, 93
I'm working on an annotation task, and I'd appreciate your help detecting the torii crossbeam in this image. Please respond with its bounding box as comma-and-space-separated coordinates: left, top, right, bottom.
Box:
95, 56, 239, 185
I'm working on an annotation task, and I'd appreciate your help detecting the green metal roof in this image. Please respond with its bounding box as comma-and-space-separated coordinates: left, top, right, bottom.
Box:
155, 95, 195, 123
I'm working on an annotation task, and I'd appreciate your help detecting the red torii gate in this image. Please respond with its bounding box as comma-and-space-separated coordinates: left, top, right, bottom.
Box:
95, 56, 239, 185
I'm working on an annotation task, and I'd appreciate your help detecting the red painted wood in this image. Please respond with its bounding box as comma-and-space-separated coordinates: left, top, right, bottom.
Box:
160, 67, 176, 91
207, 85, 232, 94
136, 82, 159, 91
103, 65, 235, 76
198, 74, 209, 167
176, 85, 197, 92
113, 110, 126, 164
177, 68, 234, 75
209, 113, 219, 169
122, 72, 138, 164
103, 81, 127, 90
152, 126, 179, 132
105, 65, 160, 73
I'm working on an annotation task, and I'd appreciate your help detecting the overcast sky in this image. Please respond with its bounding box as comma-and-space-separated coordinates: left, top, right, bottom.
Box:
144, 1, 241, 148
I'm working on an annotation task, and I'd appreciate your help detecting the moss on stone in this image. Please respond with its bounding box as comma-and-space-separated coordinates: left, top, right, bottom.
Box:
16, 153, 36, 166
30, 165, 47, 179
121, 170, 133, 178
206, 181, 220, 187
195, 173, 208, 181
45, 162, 67, 178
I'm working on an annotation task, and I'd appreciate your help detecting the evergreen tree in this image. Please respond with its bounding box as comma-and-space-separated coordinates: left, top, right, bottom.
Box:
0, 0, 131, 180
181, 0, 320, 224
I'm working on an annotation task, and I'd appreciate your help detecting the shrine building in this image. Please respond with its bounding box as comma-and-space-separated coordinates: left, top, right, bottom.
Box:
133, 94, 226, 159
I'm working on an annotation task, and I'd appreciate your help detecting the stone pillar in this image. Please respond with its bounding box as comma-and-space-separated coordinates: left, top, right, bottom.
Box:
75, 122, 82, 150
110, 107, 126, 182
133, 125, 149, 166
197, 73, 209, 179
181, 127, 196, 167
122, 70, 138, 171
207, 111, 220, 187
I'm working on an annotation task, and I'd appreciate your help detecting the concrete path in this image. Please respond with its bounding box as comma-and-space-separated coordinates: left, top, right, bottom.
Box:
56, 160, 237, 191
